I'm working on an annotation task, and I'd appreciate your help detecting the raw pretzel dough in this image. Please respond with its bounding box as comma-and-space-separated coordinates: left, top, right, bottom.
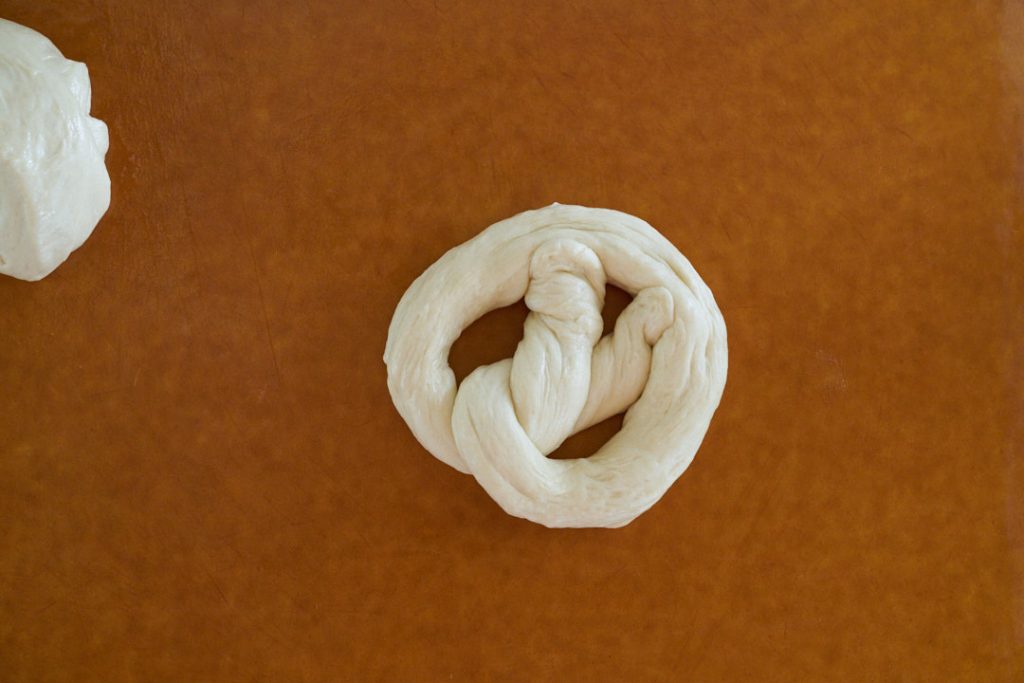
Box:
0, 19, 110, 281
385, 204, 728, 528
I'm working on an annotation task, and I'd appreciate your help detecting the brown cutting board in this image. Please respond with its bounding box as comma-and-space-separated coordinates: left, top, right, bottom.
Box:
1, 1, 1022, 680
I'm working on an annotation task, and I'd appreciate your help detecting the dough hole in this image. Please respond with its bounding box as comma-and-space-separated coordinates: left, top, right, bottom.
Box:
449, 300, 529, 384
546, 412, 624, 460
600, 284, 633, 336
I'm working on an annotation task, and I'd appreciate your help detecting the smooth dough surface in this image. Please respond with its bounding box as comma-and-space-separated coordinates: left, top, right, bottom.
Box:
0, 18, 110, 281
385, 204, 728, 528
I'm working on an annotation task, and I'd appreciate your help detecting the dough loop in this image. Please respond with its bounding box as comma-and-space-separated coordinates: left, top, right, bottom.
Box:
385, 204, 728, 528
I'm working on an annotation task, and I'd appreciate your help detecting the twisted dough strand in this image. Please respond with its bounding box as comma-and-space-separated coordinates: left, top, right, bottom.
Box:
385, 204, 727, 528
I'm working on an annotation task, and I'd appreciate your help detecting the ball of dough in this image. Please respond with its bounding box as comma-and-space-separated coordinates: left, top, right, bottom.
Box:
0, 18, 110, 281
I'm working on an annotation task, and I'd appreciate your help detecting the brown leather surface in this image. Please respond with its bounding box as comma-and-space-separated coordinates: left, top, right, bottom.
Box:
1, 1, 1022, 680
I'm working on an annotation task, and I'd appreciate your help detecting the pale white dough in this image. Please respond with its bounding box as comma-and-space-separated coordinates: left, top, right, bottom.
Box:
385, 204, 728, 528
0, 18, 110, 281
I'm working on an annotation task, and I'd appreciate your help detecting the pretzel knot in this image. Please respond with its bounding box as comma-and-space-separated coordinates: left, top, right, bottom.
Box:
385, 204, 728, 528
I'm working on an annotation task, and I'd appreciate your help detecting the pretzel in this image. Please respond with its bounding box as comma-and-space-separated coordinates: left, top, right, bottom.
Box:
385, 204, 727, 527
